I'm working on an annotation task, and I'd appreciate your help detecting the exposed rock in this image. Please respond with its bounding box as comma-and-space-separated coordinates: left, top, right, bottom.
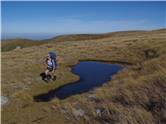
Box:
88, 94, 96, 99
96, 107, 120, 124
15, 46, 21, 50
96, 107, 114, 123
1, 96, 9, 105
144, 49, 158, 59
72, 108, 85, 118
96, 108, 106, 117
88, 94, 101, 103
96, 108, 102, 117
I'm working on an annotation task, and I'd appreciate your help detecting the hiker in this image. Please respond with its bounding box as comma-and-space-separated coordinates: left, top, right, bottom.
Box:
43, 52, 57, 81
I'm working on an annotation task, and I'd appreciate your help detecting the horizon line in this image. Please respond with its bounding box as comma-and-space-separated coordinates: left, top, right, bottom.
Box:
1, 28, 165, 41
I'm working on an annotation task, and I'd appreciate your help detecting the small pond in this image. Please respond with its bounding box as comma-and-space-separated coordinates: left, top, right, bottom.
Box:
34, 61, 123, 101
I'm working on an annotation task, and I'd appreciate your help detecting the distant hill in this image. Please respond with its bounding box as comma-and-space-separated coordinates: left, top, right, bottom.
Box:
1, 39, 48, 52
47, 30, 148, 42
1, 29, 166, 52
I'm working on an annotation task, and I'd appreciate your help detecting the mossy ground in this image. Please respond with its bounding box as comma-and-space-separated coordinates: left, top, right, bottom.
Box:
1, 29, 166, 124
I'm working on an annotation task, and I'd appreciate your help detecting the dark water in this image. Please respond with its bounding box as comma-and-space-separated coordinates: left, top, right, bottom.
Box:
34, 61, 123, 101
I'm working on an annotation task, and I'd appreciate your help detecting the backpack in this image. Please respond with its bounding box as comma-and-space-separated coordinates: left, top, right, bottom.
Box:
48, 52, 57, 69
48, 52, 56, 59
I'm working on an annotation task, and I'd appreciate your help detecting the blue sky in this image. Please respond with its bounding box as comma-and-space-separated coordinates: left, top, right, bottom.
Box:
1, 1, 166, 39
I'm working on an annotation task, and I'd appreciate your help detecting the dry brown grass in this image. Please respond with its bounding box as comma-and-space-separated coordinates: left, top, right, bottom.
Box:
1, 29, 166, 124
1, 39, 48, 52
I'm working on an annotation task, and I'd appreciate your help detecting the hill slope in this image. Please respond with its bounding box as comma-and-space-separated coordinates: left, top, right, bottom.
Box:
1, 29, 166, 124
2, 30, 148, 52
1, 39, 49, 52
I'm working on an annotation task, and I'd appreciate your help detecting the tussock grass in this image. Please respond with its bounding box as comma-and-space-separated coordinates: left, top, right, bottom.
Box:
1, 29, 166, 124
1, 39, 48, 52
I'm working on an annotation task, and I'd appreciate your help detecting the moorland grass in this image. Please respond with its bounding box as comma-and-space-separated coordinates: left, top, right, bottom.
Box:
1, 29, 166, 124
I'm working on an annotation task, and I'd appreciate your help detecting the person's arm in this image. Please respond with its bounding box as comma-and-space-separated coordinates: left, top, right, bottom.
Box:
52, 59, 56, 70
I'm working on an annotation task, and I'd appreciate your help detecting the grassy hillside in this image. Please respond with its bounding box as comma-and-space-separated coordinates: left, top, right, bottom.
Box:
1, 30, 147, 52
1, 29, 166, 124
2, 34, 112, 52
1, 39, 49, 52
